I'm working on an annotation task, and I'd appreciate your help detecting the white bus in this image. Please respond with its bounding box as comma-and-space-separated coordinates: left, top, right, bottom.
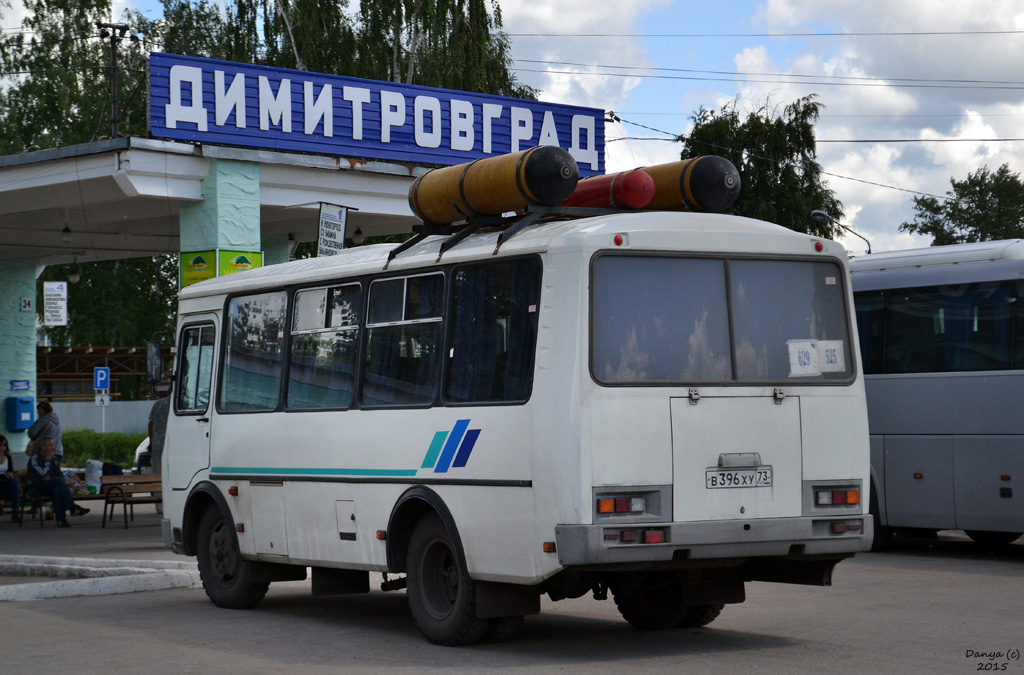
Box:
850, 240, 1024, 547
155, 156, 871, 645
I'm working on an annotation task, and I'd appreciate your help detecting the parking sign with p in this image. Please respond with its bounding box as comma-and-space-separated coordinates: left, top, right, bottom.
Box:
94, 367, 110, 392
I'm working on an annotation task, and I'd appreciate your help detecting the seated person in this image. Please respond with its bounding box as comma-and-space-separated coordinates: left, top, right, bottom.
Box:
25, 437, 89, 527
0, 434, 20, 523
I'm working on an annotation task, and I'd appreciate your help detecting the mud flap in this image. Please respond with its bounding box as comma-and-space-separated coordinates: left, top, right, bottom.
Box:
746, 556, 849, 586
475, 581, 541, 618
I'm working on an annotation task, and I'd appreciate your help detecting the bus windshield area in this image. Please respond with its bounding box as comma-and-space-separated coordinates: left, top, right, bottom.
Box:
592, 255, 853, 384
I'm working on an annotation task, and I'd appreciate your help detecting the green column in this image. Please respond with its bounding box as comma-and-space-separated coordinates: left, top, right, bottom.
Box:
179, 157, 261, 252
0, 259, 38, 453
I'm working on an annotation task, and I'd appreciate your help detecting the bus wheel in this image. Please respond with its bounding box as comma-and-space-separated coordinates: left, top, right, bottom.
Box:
676, 604, 724, 628
614, 584, 721, 630
406, 513, 488, 645
965, 530, 1023, 547
196, 507, 269, 609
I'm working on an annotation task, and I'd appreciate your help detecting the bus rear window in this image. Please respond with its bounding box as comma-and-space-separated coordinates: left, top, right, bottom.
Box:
592, 255, 853, 385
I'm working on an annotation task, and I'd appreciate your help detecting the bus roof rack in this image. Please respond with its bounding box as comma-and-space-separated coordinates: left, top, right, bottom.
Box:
384, 205, 621, 270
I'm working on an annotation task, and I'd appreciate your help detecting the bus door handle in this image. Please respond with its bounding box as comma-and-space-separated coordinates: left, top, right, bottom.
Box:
196, 417, 209, 423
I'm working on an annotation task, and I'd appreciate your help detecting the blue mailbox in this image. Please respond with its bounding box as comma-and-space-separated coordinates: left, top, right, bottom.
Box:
5, 396, 34, 431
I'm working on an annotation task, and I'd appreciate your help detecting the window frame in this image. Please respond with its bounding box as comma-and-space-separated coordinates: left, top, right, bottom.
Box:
360, 271, 447, 410
175, 322, 216, 416
589, 251, 857, 387
285, 281, 364, 412
216, 289, 290, 414
442, 256, 544, 407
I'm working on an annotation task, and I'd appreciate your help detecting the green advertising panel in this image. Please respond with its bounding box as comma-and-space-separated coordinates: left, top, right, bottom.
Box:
180, 250, 263, 288
219, 250, 263, 276
180, 250, 216, 288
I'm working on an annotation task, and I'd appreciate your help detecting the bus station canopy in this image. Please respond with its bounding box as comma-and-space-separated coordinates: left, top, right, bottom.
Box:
0, 136, 421, 267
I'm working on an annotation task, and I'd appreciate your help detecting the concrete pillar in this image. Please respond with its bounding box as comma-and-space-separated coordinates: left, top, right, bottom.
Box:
179, 158, 261, 252
0, 259, 38, 454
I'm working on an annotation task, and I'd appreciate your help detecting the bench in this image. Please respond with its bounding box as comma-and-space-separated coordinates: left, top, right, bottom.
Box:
16, 473, 161, 529
93, 474, 162, 529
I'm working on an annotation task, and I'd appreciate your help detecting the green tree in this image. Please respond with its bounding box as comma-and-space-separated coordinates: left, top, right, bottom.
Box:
900, 164, 1024, 245
150, 0, 534, 98
678, 95, 843, 239
0, 0, 150, 152
36, 256, 179, 348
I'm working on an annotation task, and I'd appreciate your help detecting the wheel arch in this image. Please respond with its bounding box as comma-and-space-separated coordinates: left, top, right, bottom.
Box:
387, 486, 466, 574
181, 481, 236, 557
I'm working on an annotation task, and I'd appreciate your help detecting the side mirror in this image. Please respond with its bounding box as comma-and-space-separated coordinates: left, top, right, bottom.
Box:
146, 341, 163, 385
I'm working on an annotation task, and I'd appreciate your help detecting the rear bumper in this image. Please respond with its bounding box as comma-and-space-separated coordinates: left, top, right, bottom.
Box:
555, 516, 872, 566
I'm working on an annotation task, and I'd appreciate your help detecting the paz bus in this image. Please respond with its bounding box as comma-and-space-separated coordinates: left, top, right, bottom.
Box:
151, 147, 872, 645
850, 240, 1024, 547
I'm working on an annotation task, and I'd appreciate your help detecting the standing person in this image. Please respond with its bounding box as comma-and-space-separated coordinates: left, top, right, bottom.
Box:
0, 434, 21, 523
148, 395, 169, 475
28, 401, 63, 462
25, 437, 88, 527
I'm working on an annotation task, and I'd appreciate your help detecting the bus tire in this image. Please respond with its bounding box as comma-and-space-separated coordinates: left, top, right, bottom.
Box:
964, 530, 1022, 547
676, 604, 725, 628
614, 584, 722, 630
406, 513, 488, 646
196, 507, 269, 609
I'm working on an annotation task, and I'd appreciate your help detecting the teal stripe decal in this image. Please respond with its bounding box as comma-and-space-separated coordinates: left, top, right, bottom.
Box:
211, 466, 419, 477
421, 431, 449, 469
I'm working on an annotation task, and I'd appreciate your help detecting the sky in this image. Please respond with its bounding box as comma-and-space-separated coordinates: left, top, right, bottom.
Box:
12, 0, 1024, 254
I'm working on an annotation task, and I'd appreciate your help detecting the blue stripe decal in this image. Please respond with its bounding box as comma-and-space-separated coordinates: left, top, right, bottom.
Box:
434, 419, 470, 474
421, 431, 449, 469
452, 429, 480, 468
211, 467, 419, 477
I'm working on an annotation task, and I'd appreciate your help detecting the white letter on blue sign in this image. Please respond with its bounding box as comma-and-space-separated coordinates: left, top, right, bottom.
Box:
450, 99, 474, 151
259, 76, 292, 132
380, 90, 406, 143
482, 103, 503, 153
165, 65, 208, 131
215, 71, 246, 128
571, 114, 600, 170
511, 107, 534, 152
343, 86, 370, 140
304, 82, 333, 137
538, 111, 560, 146
414, 96, 442, 148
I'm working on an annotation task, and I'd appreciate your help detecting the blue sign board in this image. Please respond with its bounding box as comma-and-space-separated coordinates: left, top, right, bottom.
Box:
94, 367, 110, 391
9, 380, 30, 391
148, 53, 605, 176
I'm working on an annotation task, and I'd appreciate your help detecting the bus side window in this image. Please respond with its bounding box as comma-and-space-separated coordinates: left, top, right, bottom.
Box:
853, 291, 886, 375
446, 258, 541, 404
287, 284, 361, 410
220, 291, 288, 411
363, 274, 444, 407
176, 325, 215, 413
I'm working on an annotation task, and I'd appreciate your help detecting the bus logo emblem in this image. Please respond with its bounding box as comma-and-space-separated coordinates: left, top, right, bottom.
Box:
420, 419, 480, 473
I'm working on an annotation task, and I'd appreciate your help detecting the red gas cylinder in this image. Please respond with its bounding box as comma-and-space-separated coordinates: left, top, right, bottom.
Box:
561, 169, 655, 209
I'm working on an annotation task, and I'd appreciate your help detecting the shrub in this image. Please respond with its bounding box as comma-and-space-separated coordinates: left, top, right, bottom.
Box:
61, 430, 146, 469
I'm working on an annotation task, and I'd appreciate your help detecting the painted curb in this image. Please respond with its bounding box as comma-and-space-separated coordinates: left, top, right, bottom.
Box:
0, 555, 200, 602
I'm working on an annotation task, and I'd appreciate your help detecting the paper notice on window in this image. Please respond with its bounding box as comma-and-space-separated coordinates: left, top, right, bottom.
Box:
816, 340, 846, 372
788, 339, 846, 377
788, 340, 820, 377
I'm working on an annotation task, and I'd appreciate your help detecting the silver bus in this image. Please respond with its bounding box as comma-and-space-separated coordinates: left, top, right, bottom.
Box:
850, 240, 1024, 547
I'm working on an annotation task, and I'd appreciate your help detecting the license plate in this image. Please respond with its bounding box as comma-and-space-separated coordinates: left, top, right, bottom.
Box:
706, 468, 773, 489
